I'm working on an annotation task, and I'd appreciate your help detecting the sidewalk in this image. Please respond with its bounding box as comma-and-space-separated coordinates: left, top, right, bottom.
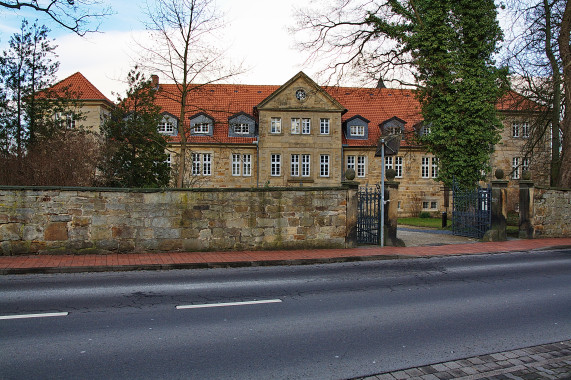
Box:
356, 340, 571, 380
1, 237, 570, 275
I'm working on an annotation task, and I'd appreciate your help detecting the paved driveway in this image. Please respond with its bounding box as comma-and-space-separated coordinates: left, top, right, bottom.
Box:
398, 226, 479, 247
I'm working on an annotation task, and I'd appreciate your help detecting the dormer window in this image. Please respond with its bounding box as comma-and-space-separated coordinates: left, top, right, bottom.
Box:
421, 125, 431, 135
380, 116, 406, 139
351, 125, 365, 136
158, 112, 178, 135
345, 115, 369, 140
190, 112, 214, 136
386, 126, 401, 135
158, 121, 174, 134
193, 123, 210, 134
234, 123, 249, 134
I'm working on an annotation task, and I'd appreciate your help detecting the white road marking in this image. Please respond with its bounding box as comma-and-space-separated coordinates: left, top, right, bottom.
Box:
0, 312, 69, 320
176, 299, 282, 310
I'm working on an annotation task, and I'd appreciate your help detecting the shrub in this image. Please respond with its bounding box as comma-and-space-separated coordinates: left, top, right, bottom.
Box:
419, 211, 431, 218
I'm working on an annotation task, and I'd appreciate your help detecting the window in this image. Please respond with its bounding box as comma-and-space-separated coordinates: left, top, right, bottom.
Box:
233, 123, 249, 134
192, 153, 200, 175
202, 153, 211, 175
422, 201, 429, 209
385, 156, 393, 173
302, 118, 311, 134
320, 155, 330, 177
55, 113, 75, 129
320, 118, 330, 134
271, 117, 281, 134
158, 121, 174, 134
193, 123, 209, 134
291, 154, 299, 177
243, 154, 251, 176
291, 118, 300, 134
347, 156, 355, 171
271, 154, 281, 176
512, 157, 520, 179
166, 154, 172, 167
386, 126, 401, 135
192, 153, 211, 176
395, 156, 403, 178
232, 154, 241, 176
421, 157, 430, 178
302, 154, 311, 177
357, 156, 366, 177
522, 122, 529, 138
432, 157, 439, 178
522, 157, 530, 174
233, 154, 252, 176
512, 122, 520, 138
350, 125, 365, 136
430, 201, 438, 209
421, 125, 431, 135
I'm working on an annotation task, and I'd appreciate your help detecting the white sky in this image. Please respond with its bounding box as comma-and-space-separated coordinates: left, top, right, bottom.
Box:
0, 0, 316, 100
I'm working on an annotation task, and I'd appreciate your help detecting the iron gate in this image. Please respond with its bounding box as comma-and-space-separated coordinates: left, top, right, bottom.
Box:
452, 183, 492, 238
357, 185, 381, 244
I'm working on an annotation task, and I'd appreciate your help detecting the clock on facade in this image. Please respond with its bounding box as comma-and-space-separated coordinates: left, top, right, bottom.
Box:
295, 89, 307, 101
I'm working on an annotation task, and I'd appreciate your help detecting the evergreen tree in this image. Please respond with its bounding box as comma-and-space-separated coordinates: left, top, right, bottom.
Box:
99, 69, 170, 188
0, 19, 60, 156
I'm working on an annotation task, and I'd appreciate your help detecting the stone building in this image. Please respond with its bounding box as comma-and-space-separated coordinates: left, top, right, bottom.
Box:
56, 71, 549, 216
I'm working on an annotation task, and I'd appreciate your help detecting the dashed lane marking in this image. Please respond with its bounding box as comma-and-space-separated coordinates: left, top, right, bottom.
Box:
176, 299, 282, 310
0, 312, 69, 320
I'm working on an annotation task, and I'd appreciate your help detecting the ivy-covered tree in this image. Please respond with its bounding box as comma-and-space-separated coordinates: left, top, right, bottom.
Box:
296, 0, 508, 188
99, 68, 170, 188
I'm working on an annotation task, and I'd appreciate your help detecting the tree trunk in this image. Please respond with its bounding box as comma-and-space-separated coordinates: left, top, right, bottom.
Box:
558, 0, 571, 188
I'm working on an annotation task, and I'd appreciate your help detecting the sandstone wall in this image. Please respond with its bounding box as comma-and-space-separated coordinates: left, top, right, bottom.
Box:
532, 187, 571, 238
0, 186, 355, 256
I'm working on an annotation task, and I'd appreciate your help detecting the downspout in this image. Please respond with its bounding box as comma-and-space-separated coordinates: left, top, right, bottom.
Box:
254, 139, 259, 187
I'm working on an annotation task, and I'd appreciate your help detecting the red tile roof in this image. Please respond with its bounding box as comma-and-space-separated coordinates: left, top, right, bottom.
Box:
154, 82, 534, 148
49, 72, 114, 106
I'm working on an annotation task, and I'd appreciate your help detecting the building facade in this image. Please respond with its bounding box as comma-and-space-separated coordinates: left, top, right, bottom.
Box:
59, 71, 549, 216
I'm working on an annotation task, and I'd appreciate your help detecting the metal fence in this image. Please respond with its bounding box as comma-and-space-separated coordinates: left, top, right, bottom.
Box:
357, 185, 381, 244
452, 183, 492, 238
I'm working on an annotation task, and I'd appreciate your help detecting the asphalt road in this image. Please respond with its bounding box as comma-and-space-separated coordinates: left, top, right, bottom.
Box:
1, 249, 570, 379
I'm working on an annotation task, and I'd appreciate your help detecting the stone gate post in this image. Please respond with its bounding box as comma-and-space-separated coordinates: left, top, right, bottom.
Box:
484, 169, 508, 242
342, 169, 359, 248
519, 171, 535, 239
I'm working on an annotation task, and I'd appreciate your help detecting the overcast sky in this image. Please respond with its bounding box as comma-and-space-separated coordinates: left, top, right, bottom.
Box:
0, 0, 317, 99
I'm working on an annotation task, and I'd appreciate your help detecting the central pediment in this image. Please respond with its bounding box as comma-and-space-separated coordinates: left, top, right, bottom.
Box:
256, 72, 346, 113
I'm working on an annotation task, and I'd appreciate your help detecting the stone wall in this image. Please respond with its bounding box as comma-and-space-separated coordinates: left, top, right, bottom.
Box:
0, 186, 356, 256
532, 187, 571, 238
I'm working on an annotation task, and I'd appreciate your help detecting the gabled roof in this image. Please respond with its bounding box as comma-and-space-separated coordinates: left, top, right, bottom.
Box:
49, 72, 114, 107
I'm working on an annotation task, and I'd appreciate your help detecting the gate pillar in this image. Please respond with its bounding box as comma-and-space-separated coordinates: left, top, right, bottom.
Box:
518, 172, 535, 239
483, 169, 508, 242
384, 171, 405, 247
343, 169, 360, 248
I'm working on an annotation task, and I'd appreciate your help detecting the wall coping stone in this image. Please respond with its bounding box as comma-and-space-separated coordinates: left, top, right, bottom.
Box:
0, 185, 352, 193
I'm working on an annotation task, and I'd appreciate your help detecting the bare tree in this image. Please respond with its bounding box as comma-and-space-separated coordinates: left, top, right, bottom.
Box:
558, 0, 571, 188
0, 0, 112, 36
138, 0, 245, 188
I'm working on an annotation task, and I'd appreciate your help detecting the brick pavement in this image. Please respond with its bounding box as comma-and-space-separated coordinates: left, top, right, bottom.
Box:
356, 340, 571, 380
0, 237, 569, 275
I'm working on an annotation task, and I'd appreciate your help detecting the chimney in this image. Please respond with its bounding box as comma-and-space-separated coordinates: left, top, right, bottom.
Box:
151, 74, 159, 88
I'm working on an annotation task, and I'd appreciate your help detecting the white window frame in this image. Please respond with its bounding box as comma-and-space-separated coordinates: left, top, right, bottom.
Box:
350, 125, 365, 137
243, 154, 252, 176
271, 154, 281, 176
320, 118, 330, 135
421, 125, 431, 135
166, 153, 172, 167
158, 121, 174, 134
271, 117, 282, 134
302, 154, 311, 177
347, 156, 355, 172
202, 153, 211, 176
357, 156, 366, 178
320, 155, 330, 177
192, 153, 201, 176
512, 157, 521, 179
232, 154, 241, 176
291, 118, 301, 134
522, 157, 530, 174
302, 118, 311, 134
522, 122, 529, 138
291, 154, 300, 177
395, 156, 403, 178
512, 122, 520, 138
421, 157, 430, 178
430, 201, 438, 209
431, 157, 439, 178
385, 156, 393, 173
193, 123, 209, 134
386, 126, 401, 135
233, 123, 249, 134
